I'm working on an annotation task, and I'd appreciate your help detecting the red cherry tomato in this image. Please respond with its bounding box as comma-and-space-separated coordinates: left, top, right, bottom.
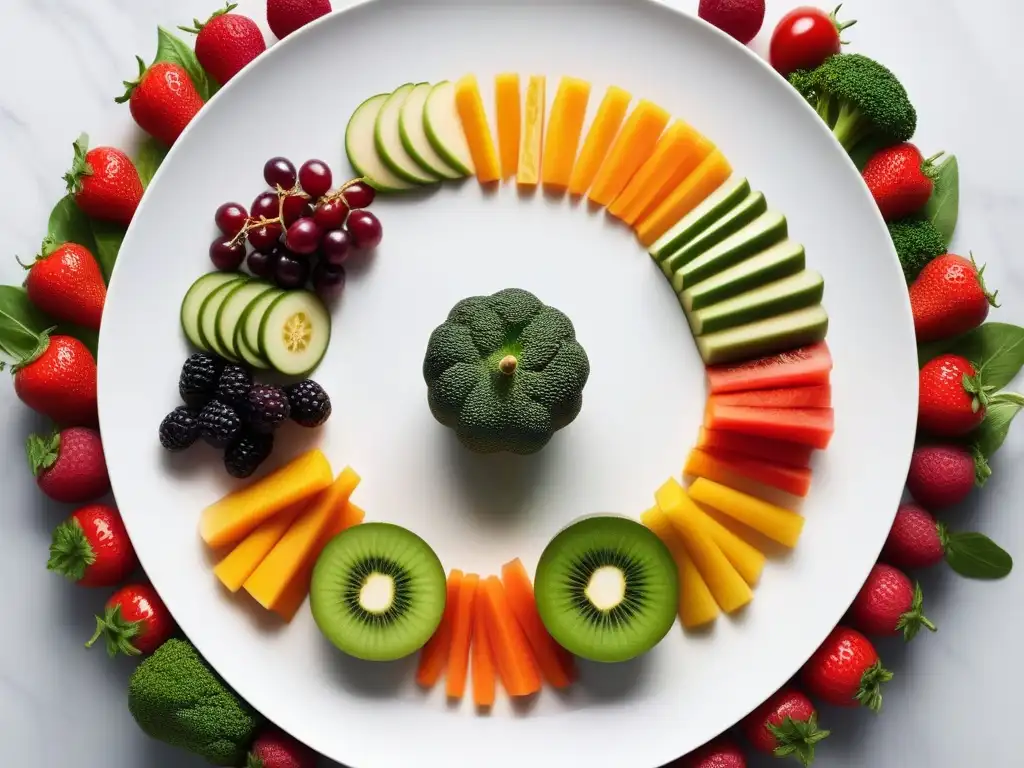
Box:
769, 4, 856, 77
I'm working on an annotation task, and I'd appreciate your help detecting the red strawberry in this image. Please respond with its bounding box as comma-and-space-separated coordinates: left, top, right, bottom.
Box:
247, 728, 317, 768
801, 626, 891, 711
181, 3, 267, 86
910, 254, 998, 343
697, 0, 766, 45
21, 240, 106, 330
86, 583, 173, 657
907, 443, 987, 508
741, 688, 828, 765
676, 738, 747, 768
861, 144, 938, 221
47, 504, 137, 588
917, 354, 986, 436
117, 60, 204, 147
62, 133, 143, 227
267, 0, 332, 40
850, 563, 936, 642
882, 503, 945, 569
26, 428, 109, 503
12, 332, 98, 427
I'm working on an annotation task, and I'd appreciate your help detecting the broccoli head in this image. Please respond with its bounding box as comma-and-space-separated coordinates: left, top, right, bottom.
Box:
788, 53, 917, 153
128, 639, 262, 765
888, 218, 946, 282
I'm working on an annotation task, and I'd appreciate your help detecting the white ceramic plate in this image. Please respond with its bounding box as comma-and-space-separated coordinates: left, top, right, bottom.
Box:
99, 1, 918, 766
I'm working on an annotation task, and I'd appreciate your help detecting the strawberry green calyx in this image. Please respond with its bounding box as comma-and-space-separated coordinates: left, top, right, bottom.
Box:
179, 2, 239, 35
26, 431, 60, 476
961, 370, 993, 413
921, 150, 946, 181
767, 713, 831, 766
829, 4, 858, 45
246, 756, 265, 768
62, 133, 94, 195
115, 56, 148, 104
895, 582, 937, 642
969, 252, 1000, 308
47, 519, 96, 582
86, 604, 143, 657
970, 444, 993, 486
854, 661, 893, 713
3, 325, 53, 374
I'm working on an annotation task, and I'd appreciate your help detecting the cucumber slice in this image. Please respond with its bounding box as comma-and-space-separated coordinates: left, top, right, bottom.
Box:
375, 83, 441, 184
242, 288, 283, 356
400, 83, 465, 180
235, 324, 271, 370
180, 272, 239, 351
346, 94, 417, 193
258, 291, 331, 375
649, 177, 751, 263
424, 81, 474, 176
215, 280, 274, 358
199, 276, 249, 360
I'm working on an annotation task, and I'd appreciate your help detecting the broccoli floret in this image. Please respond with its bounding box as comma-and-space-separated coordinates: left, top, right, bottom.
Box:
128, 639, 262, 765
789, 54, 917, 153
888, 218, 946, 282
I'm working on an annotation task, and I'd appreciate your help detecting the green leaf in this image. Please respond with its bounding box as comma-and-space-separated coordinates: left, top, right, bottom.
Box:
916, 322, 1024, 389
154, 27, 216, 101
90, 218, 126, 282
970, 399, 1022, 459
0, 285, 50, 362
135, 136, 168, 189
922, 153, 959, 245
945, 531, 1013, 579
47, 195, 98, 253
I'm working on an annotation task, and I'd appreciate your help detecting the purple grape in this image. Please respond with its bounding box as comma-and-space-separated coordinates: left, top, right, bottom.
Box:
342, 182, 375, 209
314, 199, 347, 231
312, 262, 346, 300
251, 191, 280, 222
247, 222, 283, 253
275, 252, 311, 289
282, 195, 314, 227
209, 237, 246, 271
264, 157, 297, 190
285, 217, 322, 255
320, 228, 351, 267
215, 202, 249, 237
348, 210, 383, 249
299, 160, 332, 199
246, 246, 281, 279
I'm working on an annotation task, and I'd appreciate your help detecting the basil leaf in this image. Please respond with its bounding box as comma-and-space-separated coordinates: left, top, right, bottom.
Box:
47, 195, 98, 253
923, 153, 959, 245
971, 399, 1022, 459
154, 27, 216, 101
135, 137, 168, 189
945, 532, 1013, 579
917, 322, 1024, 389
90, 219, 126, 282
0, 285, 51, 361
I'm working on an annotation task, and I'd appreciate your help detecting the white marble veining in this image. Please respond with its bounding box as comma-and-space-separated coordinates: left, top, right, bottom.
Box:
0, 1, 1021, 765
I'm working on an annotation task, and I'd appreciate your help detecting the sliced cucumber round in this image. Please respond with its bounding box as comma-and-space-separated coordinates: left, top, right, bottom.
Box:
215, 280, 274, 358
346, 94, 417, 193
242, 287, 283, 356
199, 276, 248, 361
180, 272, 239, 351
258, 290, 331, 376
400, 82, 465, 180
235, 324, 271, 370
375, 83, 441, 185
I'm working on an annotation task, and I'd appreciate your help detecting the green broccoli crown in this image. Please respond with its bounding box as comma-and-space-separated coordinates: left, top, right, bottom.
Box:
128, 639, 262, 766
887, 218, 947, 282
789, 53, 917, 153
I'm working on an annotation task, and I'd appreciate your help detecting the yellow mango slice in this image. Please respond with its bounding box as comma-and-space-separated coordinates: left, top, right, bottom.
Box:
633, 135, 715, 225
495, 73, 521, 179
680, 495, 765, 586
244, 467, 361, 610
454, 75, 501, 183
636, 149, 732, 247
656, 478, 753, 613
568, 85, 631, 196
587, 99, 670, 207
688, 477, 805, 548
541, 76, 592, 190
641, 506, 719, 629
213, 501, 309, 593
200, 449, 333, 549
517, 75, 546, 187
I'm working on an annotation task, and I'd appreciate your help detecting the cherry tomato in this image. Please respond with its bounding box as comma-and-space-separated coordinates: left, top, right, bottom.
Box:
769, 4, 857, 77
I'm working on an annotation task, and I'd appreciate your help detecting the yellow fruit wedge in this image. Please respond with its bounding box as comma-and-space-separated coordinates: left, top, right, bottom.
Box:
685, 500, 765, 586
568, 85, 632, 196
495, 73, 521, 179
587, 99, 670, 206
688, 477, 805, 548
641, 506, 719, 629
636, 149, 732, 247
541, 76, 591, 190
517, 75, 546, 186
213, 500, 310, 593
454, 74, 501, 183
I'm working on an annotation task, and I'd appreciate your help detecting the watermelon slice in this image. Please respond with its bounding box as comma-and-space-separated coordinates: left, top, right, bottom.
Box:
685, 448, 812, 498
706, 342, 832, 394
711, 385, 831, 409
704, 402, 835, 449
697, 427, 814, 468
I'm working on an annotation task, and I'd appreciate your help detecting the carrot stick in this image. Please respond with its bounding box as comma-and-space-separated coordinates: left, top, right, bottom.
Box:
500, 558, 574, 688
446, 573, 479, 699
480, 576, 542, 697
471, 599, 496, 707
416, 569, 462, 688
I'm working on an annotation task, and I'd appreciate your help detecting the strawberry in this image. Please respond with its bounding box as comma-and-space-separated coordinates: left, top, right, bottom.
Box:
86, 583, 173, 657
910, 253, 998, 343
907, 443, 988, 508
850, 563, 936, 642
917, 354, 986, 436
861, 144, 938, 221
247, 728, 317, 768
20, 239, 106, 330
801, 626, 891, 712
676, 738, 747, 768
26, 428, 109, 504
267, 0, 332, 40
116, 60, 204, 147
62, 133, 143, 227
181, 3, 267, 86
741, 688, 828, 766
697, 0, 766, 45
47, 504, 137, 588
12, 332, 98, 427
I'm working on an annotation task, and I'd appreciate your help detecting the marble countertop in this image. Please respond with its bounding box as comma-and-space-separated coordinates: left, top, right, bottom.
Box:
1, 0, 1021, 765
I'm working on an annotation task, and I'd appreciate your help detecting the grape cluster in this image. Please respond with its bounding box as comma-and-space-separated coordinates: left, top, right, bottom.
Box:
208, 157, 383, 300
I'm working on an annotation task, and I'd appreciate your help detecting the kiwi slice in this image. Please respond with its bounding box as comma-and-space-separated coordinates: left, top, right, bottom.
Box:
534, 516, 679, 663
310, 522, 447, 662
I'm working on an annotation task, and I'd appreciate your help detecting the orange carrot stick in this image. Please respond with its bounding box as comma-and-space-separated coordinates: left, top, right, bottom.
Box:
471, 598, 497, 707
500, 558, 574, 688
446, 573, 479, 699
480, 576, 542, 697
416, 569, 463, 688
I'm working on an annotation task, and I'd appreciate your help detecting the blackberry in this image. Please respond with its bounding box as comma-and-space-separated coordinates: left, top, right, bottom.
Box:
224, 431, 275, 479
285, 380, 332, 428
215, 364, 252, 410
247, 384, 291, 433
159, 406, 200, 451
179, 353, 224, 408
198, 399, 243, 448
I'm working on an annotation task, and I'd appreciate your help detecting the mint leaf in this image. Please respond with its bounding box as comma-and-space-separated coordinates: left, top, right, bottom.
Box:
917, 322, 1024, 389
923, 153, 959, 245
0, 286, 50, 361
971, 399, 1022, 459
90, 219, 126, 282
48, 195, 98, 254
154, 27, 215, 101
945, 531, 1013, 579
135, 136, 168, 189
